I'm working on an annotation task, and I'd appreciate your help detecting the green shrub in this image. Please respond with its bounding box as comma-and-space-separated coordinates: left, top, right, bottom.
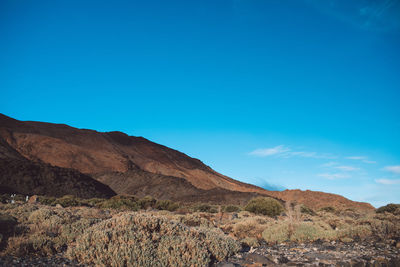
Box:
192, 203, 214, 213
244, 197, 283, 217
0, 213, 18, 247
66, 213, 239, 266
138, 196, 157, 209
338, 225, 372, 240
224, 205, 241, 213
262, 222, 289, 243
155, 200, 179, 212
300, 205, 315, 216
81, 198, 105, 207
97, 195, 139, 211
320, 206, 335, 213
0, 194, 10, 204
376, 203, 400, 214
53, 195, 82, 207
38, 196, 56, 206
262, 221, 336, 243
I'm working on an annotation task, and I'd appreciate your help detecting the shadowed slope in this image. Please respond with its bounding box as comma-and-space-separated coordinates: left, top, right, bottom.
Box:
0, 135, 116, 198
94, 170, 261, 205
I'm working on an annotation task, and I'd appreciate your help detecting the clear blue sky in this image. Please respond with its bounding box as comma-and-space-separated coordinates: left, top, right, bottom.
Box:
1, 0, 400, 207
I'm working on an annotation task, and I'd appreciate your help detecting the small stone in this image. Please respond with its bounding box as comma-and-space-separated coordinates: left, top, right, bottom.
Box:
28, 195, 38, 203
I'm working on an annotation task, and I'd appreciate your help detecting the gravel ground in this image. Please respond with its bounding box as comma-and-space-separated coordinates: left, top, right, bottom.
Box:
216, 239, 400, 267
0, 253, 89, 267
1, 240, 399, 267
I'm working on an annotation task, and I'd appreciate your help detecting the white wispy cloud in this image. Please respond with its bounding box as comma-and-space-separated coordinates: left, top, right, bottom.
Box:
375, 178, 400, 185
248, 145, 335, 159
320, 161, 338, 167
383, 165, 400, 174
346, 156, 376, 164
318, 173, 351, 180
248, 145, 290, 157
334, 165, 360, 172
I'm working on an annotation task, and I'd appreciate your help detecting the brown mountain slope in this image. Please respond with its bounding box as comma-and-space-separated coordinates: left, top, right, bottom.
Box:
0, 135, 116, 198
266, 189, 373, 211
0, 113, 266, 192
0, 114, 374, 210
94, 170, 261, 205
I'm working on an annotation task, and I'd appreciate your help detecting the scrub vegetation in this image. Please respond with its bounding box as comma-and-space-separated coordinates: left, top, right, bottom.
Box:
0, 195, 399, 266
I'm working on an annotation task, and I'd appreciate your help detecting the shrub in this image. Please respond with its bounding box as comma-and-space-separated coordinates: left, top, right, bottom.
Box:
224, 205, 241, 213
0, 213, 18, 236
138, 196, 156, 209
376, 203, 400, 214
244, 197, 283, 217
176, 214, 214, 228
192, 204, 215, 213
0, 194, 10, 204
300, 205, 315, 216
55, 218, 102, 249
38, 196, 56, 206
240, 237, 259, 248
5, 234, 56, 256
338, 225, 372, 240
155, 200, 179, 212
53, 195, 82, 207
320, 206, 335, 213
262, 221, 336, 244
67, 213, 239, 266
262, 222, 289, 243
231, 217, 266, 240
81, 198, 105, 207
97, 195, 139, 211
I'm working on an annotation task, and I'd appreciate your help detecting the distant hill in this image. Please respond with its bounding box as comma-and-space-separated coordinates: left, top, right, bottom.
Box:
0, 113, 374, 210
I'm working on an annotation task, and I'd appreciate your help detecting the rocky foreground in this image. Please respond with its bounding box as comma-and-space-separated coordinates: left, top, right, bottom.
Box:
0, 240, 399, 267
218, 240, 400, 267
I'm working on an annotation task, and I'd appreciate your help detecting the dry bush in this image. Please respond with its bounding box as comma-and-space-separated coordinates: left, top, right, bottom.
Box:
236, 211, 252, 221
175, 213, 215, 228
55, 218, 102, 249
368, 213, 400, 239
337, 225, 372, 241
4, 234, 56, 257
67, 213, 240, 266
230, 216, 270, 240
73, 206, 112, 220
0, 204, 39, 223
376, 203, 400, 215
240, 237, 260, 248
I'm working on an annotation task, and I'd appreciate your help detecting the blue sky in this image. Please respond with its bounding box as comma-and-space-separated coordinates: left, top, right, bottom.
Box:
1, 0, 400, 207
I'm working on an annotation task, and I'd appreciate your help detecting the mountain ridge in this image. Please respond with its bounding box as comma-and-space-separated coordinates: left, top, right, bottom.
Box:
0, 113, 374, 210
